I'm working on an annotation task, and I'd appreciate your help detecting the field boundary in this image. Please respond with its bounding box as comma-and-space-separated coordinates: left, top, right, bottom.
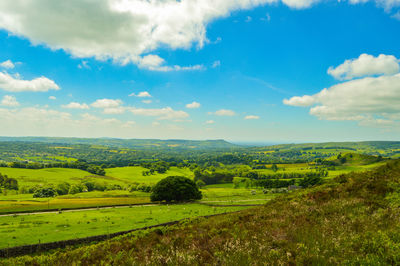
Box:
0, 210, 242, 258
0, 202, 155, 216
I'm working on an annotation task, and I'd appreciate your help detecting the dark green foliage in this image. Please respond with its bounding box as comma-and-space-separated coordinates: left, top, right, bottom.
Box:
140, 161, 170, 174
0, 173, 18, 190
86, 165, 105, 176
299, 175, 323, 188
194, 169, 234, 185
33, 187, 57, 198
55, 182, 70, 195
150, 176, 202, 202
255, 179, 295, 188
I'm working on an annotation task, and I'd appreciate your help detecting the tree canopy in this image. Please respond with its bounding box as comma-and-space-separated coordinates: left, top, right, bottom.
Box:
150, 176, 202, 202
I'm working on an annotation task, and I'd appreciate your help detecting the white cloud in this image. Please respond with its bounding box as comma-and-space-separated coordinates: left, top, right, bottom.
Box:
1, 95, 19, 107
245, 16, 252, 22
209, 109, 236, 116
0, 72, 60, 92
129, 91, 152, 97
103, 107, 126, 114
49, 96, 56, 100
186, 101, 201, 109
0, 60, 15, 69
261, 12, 271, 21
283, 72, 400, 126
78, 60, 90, 69
327, 54, 400, 80
283, 95, 316, 107
62, 102, 90, 109
0, 107, 142, 137
130, 107, 189, 120
91, 98, 122, 108
142, 100, 152, 104
212, 60, 221, 68
205, 120, 215, 124
245, 115, 259, 119
0, 0, 321, 71
152, 121, 160, 126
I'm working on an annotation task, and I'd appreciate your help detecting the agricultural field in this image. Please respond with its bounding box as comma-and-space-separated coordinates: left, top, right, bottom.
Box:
0, 167, 106, 188
0, 203, 246, 248
105, 166, 193, 184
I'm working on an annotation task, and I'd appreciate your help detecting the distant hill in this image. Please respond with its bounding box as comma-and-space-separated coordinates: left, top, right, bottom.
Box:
262, 141, 400, 150
0, 137, 240, 150
254, 141, 400, 157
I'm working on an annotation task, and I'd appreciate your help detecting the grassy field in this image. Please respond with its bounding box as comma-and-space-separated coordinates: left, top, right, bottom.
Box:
6, 160, 400, 265
105, 166, 193, 184
0, 203, 247, 248
0, 166, 194, 189
0, 167, 107, 188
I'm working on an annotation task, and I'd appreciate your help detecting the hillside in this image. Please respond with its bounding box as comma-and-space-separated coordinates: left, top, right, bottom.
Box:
0, 137, 239, 150
4, 160, 400, 265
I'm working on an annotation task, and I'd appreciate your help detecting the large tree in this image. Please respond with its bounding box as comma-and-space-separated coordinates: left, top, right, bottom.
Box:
150, 176, 202, 202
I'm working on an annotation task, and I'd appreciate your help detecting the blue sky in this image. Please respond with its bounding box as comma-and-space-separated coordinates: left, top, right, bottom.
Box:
0, 0, 400, 142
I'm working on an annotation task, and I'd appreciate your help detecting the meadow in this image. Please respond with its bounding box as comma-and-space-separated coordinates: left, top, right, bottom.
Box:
0, 203, 246, 248
4, 160, 399, 265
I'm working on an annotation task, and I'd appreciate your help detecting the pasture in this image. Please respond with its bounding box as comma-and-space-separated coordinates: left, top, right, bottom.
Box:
0, 203, 247, 248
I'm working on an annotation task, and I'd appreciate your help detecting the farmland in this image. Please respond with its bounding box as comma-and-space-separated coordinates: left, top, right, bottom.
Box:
0, 203, 246, 249
0, 138, 398, 261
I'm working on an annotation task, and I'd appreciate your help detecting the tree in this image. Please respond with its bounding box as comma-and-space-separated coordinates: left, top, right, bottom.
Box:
150, 176, 202, 202
33, 187, 57, 198
271, 164, 278, 172
196, 179, 206, 188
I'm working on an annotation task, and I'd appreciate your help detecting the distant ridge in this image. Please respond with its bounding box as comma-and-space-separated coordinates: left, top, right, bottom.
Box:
0, 137, 240, 150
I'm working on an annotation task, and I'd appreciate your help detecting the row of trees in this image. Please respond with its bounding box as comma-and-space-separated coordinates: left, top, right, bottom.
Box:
5, 161, 105, 176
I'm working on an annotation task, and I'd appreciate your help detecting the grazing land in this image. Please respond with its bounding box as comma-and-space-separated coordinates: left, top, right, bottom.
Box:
0, 138, 398, 263
3, 160, 399, 265
0, 203, 246, 249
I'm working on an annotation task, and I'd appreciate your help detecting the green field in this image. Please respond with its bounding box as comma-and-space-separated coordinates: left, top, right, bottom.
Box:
0, 167, 105, 188
0, 166, 193, 189
105, 166, 193, 184
0, 203, 247, 248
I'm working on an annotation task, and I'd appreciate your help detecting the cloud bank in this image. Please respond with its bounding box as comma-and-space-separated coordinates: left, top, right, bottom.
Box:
284, 53, 400, 127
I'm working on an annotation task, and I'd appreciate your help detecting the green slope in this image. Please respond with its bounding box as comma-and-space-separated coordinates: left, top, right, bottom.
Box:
5, 160, 400, 265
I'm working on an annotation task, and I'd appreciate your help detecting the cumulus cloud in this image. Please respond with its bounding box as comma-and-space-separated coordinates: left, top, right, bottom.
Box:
91, 98, 122, 108
0, 72, 60, 92
209, 109, 236, 116
103, 107, 126, 114
327, 54, 400, 80
0, 60, 15, 69
129, 91, 152, 97
205, 120, 215, 124
244, 115, 259, 119
142, 100, 152, 104
130, 106, 189, 120
62, 102, 90, 109
49, 96, 56, 100
1, 95, 19, 107
186, 101, 201, 109
0, 0, 321, 71
284, 72, 400, 126
0, 107, 138, 137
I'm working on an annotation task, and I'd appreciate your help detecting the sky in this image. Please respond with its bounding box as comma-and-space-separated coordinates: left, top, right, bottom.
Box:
0, 0, 400, 143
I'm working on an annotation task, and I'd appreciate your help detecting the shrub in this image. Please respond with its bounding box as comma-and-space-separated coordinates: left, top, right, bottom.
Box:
150, 176, 202, 202
33, 187, 57, 198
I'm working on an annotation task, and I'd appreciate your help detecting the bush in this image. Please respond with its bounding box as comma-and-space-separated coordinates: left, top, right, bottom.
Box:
150, 176, 202, 202
33, 187, 57, 198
